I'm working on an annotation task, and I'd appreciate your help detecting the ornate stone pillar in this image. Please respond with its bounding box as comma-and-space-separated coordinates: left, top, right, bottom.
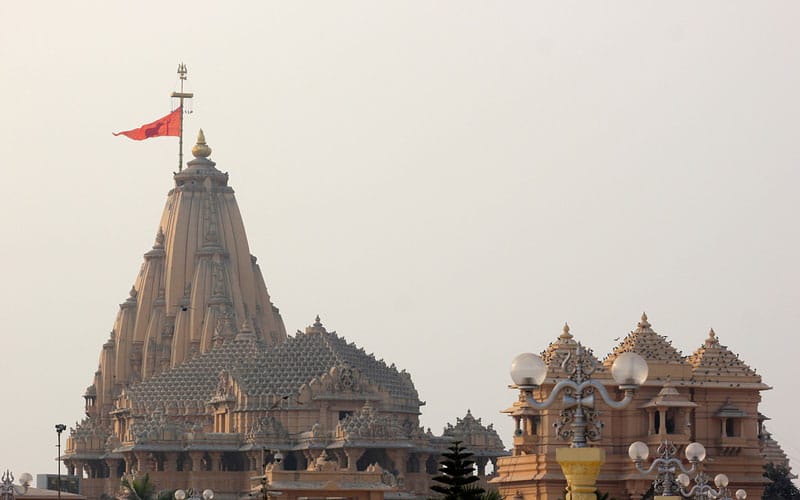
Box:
72, 461, 85, 479
105, 459, 120, 478
208, 452, 222, 471
658, 410, 667, 436
123, 455, 134, 475
344, 447, 365, 471
133, 452, 150, 472
331, 449, 347, 469
556, 448, 605, 500
189, 451, 204, 472
387, 449, 408, 476
305, 449, 322, 470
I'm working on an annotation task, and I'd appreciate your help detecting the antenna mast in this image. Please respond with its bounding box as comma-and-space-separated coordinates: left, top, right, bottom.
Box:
171, 63, 194, 171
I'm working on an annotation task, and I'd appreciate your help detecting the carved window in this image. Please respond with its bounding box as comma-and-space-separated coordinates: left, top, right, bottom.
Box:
724, 418, 740, 437
215, 411, 229, 433
654, 409, 678, 435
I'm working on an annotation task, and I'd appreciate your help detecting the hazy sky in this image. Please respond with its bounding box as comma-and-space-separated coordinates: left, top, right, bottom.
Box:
1, 1, 798, 485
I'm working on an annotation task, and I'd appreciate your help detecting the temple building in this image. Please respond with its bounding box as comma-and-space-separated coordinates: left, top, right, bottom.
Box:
64, 131, 506, 500
63, 129, 791, 500
492, 315, 790, 500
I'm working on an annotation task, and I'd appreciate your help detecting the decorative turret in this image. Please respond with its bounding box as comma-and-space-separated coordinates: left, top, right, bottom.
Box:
540, 323, 604, 380
603, 312, 689, 381
686, 328, 761, 383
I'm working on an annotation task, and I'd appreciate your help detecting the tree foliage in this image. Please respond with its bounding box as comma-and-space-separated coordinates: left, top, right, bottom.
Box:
763, 463, 800, 500
119, 473, 162, 500
430, 441, 484, 500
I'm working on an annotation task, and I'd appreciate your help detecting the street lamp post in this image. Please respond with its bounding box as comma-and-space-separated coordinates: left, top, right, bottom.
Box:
676, 472, 747, 500
55, 424, 66, 500
174, 488, 214, 500
509, 343, 648, 499
628, 440, 706, 497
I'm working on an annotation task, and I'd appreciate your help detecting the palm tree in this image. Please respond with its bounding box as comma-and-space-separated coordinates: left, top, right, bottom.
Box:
119, 473, 157, 500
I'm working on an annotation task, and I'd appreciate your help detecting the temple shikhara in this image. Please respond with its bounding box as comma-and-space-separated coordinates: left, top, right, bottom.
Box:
63, 131, 791, 500
63, 131, 505, 500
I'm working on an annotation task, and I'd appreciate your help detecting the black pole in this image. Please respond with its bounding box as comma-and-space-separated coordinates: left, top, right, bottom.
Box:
55, 424, 66, 500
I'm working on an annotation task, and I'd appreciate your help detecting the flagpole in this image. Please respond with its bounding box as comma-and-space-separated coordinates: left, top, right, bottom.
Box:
171, 63, 194, 172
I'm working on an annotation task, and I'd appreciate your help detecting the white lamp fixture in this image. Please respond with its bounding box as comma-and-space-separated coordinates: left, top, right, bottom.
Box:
629, 440, 706, 497
510, 340, 648, 448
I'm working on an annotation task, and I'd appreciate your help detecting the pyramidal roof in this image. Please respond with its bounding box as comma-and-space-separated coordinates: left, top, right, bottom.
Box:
125, 317, 421, 413
541, 323, 604, 378
603, 313, 684, 368
760, 425, 792, 469
686, 328, 760, 382
88, 131, 287, 416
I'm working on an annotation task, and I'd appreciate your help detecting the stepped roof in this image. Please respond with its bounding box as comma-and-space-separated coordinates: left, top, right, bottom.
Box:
641, 378, 697, 408
603, 313, 685, 368
760, 426, 791, 469
686, 329, 760, 382
126, 317, 420, 410
237, 318, 417, 401
540, 323, 604, 378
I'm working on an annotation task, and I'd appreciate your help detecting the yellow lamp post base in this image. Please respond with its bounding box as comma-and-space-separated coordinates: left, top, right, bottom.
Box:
556, 448, 606, 500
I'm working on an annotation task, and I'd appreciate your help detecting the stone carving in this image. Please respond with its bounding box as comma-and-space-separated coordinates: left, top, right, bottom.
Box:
313, 450, 339, 472
336, 366, 357, 392
245, 415, 289, 442
337, 402, 406, 441
443, 409, 505, 451
216, 370, 231, 398
129, 407, 190, 444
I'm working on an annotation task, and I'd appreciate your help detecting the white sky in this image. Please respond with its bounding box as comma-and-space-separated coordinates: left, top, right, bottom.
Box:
1, 0, 798, 486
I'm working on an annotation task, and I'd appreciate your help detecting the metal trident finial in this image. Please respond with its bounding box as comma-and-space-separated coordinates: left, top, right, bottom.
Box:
177, 63, 188, 80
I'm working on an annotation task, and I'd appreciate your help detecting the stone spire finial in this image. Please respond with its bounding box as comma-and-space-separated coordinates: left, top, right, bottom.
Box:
306, 315, 327, 334
638, 312, 651, 329
560, 322, 573, 339
191, 129, 212, 158
705, 328, 719, 346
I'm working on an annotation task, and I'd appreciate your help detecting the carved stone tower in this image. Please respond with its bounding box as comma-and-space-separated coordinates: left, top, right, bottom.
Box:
83, 130, 287, 424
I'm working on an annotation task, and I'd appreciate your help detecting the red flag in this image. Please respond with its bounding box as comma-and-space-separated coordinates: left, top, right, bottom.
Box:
113, 107, 182, 140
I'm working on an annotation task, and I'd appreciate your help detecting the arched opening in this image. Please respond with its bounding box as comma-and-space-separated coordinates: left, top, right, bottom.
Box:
426, 455, 439, 474
406, 454, 420, 473
357, 449, 392, 472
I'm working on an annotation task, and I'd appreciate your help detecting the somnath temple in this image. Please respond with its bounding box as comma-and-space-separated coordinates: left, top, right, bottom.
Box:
63, 131, 505, 500
63, 130, 792, 500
